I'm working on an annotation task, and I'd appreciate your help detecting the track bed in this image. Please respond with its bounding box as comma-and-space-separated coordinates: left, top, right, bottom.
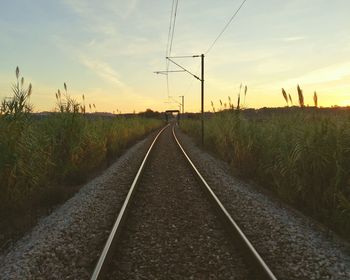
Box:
104, 126, 251, 279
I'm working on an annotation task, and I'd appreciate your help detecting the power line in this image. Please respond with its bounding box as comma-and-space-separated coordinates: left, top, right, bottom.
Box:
166, 74, 170, 96
183, 64, 201, 97
165, 0, 180, 97
205, 0, 247, 54
165, 0, 175, 58
168, 0, 179, 57
165, 0, 175, 97
167, 57, 201, 80
167, 55, 197, 58
165, 0, 179, 61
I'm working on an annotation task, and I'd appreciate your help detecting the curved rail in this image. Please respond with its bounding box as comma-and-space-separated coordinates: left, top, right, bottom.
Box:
91, 124, 169, 280
172, 126, 277, 280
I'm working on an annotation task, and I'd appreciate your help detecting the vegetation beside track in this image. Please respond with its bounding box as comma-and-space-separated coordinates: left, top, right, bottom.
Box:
181, 107, 350, 240
0, 68, 163, 240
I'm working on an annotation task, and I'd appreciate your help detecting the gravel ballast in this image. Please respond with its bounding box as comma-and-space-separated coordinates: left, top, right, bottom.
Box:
1, 123, 350, 279
175, 126, 350, 280
107, 126, 250, 279
0, 131, 157, 279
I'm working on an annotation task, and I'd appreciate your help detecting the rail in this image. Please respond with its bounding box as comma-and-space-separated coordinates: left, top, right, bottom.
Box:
91, 124, 277, 279
172, 126, 277, 280
91, 124, 169, 280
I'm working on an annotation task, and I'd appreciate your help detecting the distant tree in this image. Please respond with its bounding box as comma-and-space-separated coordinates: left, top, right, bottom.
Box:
139, 108, 161, 118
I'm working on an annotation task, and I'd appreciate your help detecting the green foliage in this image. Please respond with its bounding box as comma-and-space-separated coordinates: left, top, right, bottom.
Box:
0, 114, 161, 209
0, 67, 46, 209
182, 109, 350, 239
0, 68, 163, 217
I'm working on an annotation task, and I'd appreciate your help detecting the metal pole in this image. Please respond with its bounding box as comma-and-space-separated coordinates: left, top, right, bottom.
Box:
201, 54, 204, 145
179, 95, 184, 114
158, 55, 203, 142
183, 96, 185, 114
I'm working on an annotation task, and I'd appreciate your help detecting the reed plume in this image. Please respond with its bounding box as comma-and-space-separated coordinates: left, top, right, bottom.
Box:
237, 93, 240, 110
297, 85, 304, 107
282, 88, 288, 106
211, 100, 216, 112
313, 91, 318, 107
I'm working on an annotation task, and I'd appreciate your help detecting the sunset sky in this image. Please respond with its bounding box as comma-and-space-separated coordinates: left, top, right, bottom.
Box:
0, 0, 349, 113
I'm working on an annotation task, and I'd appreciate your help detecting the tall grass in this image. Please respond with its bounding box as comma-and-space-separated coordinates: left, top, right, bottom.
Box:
0, 68, 163, 222
181, 108, 350, 239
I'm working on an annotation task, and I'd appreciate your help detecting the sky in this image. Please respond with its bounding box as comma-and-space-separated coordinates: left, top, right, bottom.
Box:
0, 0, 349, 113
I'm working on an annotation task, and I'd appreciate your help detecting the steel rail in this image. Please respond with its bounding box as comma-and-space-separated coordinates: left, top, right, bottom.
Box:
172, 126, 278, 280
91, 124, 170, 280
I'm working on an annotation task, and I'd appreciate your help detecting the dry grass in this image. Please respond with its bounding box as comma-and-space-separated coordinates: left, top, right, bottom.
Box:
0, 68, 163, 232
181, 101, 350, 240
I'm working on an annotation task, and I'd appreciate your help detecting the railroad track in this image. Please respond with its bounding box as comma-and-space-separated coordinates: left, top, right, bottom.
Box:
91, 124, 277, 279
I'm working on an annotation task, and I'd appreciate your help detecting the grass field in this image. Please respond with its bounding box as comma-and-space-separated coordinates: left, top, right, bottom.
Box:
0, 69, 163, 236
181, 107, 350, 240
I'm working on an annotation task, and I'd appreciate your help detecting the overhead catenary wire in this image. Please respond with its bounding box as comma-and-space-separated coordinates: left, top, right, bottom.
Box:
165, 0, 180, 98
167, 57, 201, 80
161, 0, 247, 110
205, 0, 247, 54
165, 0, 175, 59
165, 0, 175, 97
168, 0, 179, 57
178, 63, 200, 105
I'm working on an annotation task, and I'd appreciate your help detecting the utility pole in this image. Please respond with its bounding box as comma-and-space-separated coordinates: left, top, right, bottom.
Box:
155, 54, 205, 145
179, 95, 184, 114
201, 54, 204, 145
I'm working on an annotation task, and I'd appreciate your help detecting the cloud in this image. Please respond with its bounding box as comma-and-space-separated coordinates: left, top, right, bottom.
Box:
281, 61, 350, 86
63, 0, 89, 16
52, 35, 129, 89
63, 0, 119, 36
61, 1, 162, 58
281, 36, 305, 42
79, 55, 126, 87
64, 0, 139, 21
